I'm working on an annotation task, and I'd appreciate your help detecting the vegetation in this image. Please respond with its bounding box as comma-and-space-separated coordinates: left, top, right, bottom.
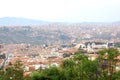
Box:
0, 27, 71, 45
0, 48, 120, 80
0, 60, 24, 80
30, 48, 120, 80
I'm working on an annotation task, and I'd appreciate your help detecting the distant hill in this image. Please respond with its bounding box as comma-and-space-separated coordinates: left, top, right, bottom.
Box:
0, 17, 49, 26
0, 22, 120, 45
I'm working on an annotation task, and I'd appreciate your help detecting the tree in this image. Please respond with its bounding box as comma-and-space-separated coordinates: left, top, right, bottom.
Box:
0, 70, 5, 80
30, 48, 120, 80
0, 60, 24, 80
98, 48, 120, 80
31, 66, 60, 80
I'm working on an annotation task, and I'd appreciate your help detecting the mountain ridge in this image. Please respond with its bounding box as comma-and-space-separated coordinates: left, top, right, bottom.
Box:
0, 17, 120, 26
0, 17, 49, 26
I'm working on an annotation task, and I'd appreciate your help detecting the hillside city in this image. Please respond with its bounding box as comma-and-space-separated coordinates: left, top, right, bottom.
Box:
0, 22, 120, 79
0, 0, 120, 79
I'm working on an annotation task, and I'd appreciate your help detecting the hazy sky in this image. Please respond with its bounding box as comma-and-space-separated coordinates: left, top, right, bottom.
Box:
0, 0, 120, 22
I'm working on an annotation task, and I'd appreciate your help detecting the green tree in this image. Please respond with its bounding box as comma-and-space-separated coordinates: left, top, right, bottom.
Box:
1, 60, 24, 80
98, 48, 120, 80
0, 70, 5, 80
31, 66, 60, 80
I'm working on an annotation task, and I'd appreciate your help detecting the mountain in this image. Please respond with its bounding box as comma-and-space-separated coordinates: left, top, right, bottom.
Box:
0, 17, 49, 26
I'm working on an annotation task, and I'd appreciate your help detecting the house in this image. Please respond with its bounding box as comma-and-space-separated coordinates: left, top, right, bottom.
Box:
107, 42, 114, 48
91, 42, 108, 49
81, 42, 115, 53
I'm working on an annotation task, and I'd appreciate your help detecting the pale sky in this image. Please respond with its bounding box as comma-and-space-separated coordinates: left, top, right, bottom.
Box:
0, 0, 120, 22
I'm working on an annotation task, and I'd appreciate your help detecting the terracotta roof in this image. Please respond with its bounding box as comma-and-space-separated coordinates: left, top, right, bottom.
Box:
58, 48, 78, 54
116, 55, 120, 60
0, 59, 4, 64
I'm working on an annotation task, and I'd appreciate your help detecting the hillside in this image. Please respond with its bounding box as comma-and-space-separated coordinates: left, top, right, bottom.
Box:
0, 23, 120, 45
